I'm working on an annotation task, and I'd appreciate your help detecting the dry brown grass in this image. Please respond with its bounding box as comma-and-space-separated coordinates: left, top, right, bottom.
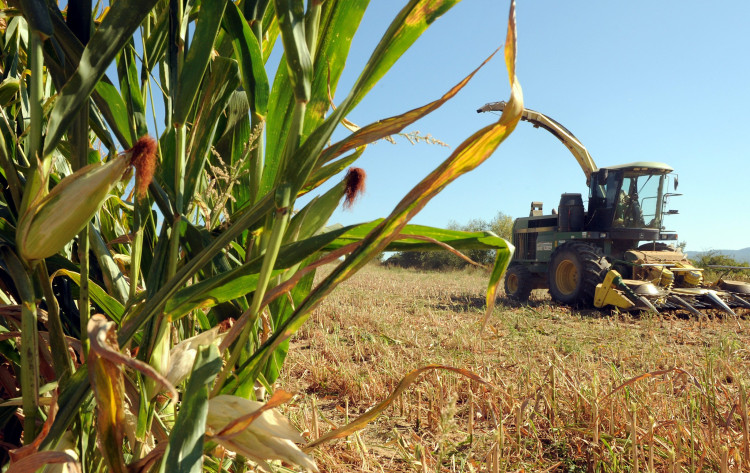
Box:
280, 263, 750, 472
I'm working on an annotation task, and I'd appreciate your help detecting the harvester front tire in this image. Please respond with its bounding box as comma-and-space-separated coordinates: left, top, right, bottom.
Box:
505, 265, 533, 302
548, 242, 610, 306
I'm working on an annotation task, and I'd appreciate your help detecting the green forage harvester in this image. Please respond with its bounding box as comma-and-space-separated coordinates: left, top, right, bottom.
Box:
16, 136, 157, 262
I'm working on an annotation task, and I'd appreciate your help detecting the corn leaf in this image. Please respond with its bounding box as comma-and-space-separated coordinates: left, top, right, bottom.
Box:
89, 314, 177, 398
162, 224, 355, 321
118, 193, 275, 346
304, 1, 369, 135
165, 271, 263, 323
282, 0, 463, 194
262, 54, 293, 195
50, 269, 125, 323
0, 78, 20, 107
6, 451, 80, 473
173, 0, 228, 126
482, 243, 514, 329
18, 0, 53, 38
263, 1, 367, 195
273, 0, 311, 102
39, 367, 89, 451
261, 268, 314, 385
286, 178, 347, 242
228, 223, 513, 393
43, 10, 133, 149
89, 223, 130, 305
323, 220, 512, 253
116, 44, 149, 140
93, 81, 132, 148
223, 2, 269, 116
183, 57, 241, 206
162, 345, 221, 473
88, 100, 118, 151
346, 0, 461, 112
261, 3, 279, 59
44, 0, 160, 155
143, 8, 169, 75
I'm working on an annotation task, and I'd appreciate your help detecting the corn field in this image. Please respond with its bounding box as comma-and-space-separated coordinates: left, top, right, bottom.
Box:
0, 0, 522, 471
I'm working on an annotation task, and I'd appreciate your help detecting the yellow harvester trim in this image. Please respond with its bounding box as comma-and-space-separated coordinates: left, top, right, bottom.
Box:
594, 270, 635, 309
644, 265, 674, 288
672, 262, 703, 287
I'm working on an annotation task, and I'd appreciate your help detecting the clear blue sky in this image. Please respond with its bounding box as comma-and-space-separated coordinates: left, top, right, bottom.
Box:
313, 1, 750, 252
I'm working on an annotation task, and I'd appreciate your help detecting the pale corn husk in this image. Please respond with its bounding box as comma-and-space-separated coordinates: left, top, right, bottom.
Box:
145, 324, 171, 401
42, 431, 79, 473
166, 326, 225, 387
16, 153, 131, 261
207, 394, 319, 473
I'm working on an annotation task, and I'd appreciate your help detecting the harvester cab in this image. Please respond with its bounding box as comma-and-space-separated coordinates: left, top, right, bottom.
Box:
477, 101, 750, 315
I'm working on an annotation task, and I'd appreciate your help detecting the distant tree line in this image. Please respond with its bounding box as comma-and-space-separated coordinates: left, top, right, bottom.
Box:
384, 212, 513, 271
692, 251, 750, 281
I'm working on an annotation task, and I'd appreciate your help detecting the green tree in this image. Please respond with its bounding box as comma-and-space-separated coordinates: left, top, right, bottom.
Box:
693, 251, 749, 268
386, 211, 515, 270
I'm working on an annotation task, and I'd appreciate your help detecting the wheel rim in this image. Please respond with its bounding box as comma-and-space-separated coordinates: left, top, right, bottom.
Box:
555, 260, 578, 295
507, 273, 519, 294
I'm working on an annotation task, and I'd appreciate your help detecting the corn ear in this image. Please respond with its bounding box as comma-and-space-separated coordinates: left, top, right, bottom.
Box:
16, 136, 156, 262
16, 159, 130, 261
16, 154, 130, 261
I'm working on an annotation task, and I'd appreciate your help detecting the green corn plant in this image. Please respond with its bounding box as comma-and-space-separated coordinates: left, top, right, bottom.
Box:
0, 0, 522, 471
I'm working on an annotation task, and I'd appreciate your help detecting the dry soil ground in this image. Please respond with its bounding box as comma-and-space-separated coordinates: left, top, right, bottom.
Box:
280, 263, 750, 473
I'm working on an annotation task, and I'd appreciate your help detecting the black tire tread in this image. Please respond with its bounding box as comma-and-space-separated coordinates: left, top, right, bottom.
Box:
548, 241, 610, 306
505, 264, 533, 302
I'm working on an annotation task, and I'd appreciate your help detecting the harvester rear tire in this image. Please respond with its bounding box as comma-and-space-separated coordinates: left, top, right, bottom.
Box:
505, 265, 533, 302
548, 242, 610, 306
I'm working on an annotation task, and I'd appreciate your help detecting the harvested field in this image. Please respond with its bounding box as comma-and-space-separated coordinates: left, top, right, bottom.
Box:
282, 263, 750, 472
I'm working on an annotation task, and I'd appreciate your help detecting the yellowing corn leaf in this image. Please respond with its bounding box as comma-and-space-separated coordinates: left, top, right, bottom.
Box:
87, 314, 178, 473
88, 315, 177, 399
8, 393, 59, 463
318, 48, 499, 166
6, 451, 81, 473
87, 315, 128, 473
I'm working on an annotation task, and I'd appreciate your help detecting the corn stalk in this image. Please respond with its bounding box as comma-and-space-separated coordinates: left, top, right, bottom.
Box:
0, 0, 521, 471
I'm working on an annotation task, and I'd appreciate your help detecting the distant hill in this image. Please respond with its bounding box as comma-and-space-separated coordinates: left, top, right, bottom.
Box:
686, 247, 750, 264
